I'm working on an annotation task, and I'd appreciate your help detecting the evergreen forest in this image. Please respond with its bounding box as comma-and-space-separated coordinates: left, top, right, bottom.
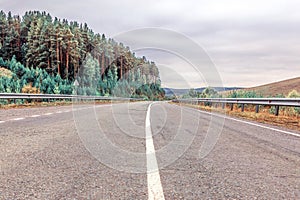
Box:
0, 11, 165, 100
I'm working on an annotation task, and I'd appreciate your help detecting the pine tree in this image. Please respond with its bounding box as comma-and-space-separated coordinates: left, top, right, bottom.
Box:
0, 11, 7, 51
0, 10, 164, 99
0, 77, 5, 92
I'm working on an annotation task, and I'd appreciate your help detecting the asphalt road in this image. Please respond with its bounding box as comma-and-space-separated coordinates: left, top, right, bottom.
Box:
0, 101, 299, 199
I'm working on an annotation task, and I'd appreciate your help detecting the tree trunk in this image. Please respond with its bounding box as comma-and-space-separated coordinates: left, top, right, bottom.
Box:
120, 56, 123, 79
60, 45, 63, 76
48, 57, 51, 73
66, 47, 69, 79
101, 52, 105, 78
56, 34, 60, 76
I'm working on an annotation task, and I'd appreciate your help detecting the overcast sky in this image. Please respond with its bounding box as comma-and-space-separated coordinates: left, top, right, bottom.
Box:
1, 0, 300, 88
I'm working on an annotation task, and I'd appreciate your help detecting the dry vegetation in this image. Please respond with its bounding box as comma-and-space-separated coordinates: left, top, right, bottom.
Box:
21, 83, 40, 94
209, 77, 300, 131
0, 67, 12, 78
242, 77, 300, 97
221, 77, 300, 97
174, 102, 300, 132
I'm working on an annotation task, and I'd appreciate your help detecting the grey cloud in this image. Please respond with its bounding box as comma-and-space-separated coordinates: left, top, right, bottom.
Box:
1, 0, 300, 87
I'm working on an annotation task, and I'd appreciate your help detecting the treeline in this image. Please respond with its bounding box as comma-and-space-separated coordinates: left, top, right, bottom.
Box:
181, 87, 221, 99
183, 87, 299, 99
0, 10, 164, 99
0, 56, 73, 94
181, 88, 300, 115
227, 89, 300, 115
181, 87, 262, 99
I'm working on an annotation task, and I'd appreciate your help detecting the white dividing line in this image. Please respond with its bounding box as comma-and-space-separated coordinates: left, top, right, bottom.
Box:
30, 115, 40, 118
226, 114, 300, 138
180, 105, 300, 138
12, 117, 25, 121
95, 104, 113, 108
146, 103, 165, 200
2, 108, 76, 123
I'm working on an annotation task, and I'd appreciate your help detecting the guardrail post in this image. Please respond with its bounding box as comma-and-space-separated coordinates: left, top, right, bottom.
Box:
241, 104, 245, 112
222, 103, 225, 109
255, 105, 259, 113
275, 105, 280, 116
230, 104, 234, 111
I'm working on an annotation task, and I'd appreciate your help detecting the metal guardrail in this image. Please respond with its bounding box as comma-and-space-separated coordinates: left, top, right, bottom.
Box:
173, 98, 300, 116
0, 93, 143, 101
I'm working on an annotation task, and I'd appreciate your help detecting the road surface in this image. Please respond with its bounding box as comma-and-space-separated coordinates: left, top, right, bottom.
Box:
0, 102, 299, 199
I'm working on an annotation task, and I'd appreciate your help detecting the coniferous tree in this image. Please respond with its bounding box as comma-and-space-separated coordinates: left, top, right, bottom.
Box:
0, 10, 165, 99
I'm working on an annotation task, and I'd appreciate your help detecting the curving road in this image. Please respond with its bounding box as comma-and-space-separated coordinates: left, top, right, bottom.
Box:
0, 102, 299, 199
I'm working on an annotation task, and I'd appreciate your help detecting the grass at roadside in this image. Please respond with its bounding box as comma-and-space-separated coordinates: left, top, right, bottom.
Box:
171, 102, 300, 132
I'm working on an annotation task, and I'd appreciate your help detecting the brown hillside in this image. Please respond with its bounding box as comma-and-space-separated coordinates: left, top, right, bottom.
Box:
244, 77, 300, 97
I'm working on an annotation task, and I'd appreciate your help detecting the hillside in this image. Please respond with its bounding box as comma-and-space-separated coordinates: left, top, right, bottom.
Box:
243, 77, 300, 97
164, 87, 243, 96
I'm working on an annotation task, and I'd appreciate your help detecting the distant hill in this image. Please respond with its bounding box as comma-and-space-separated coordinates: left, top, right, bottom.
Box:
164, 87, 243, 96
165, 77, 300, 97
243, 77, 300, 97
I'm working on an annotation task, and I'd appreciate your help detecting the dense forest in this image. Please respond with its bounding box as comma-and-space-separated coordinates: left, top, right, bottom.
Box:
0, 10, 165, 100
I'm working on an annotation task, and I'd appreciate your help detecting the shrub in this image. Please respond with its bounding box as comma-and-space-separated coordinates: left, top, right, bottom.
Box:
21, 83, 40, 94
227, 90, 262, 98
287, 90, 300, 115
269, 91, 300, 116
0, 67, 13, 78
287, 90, 300, 98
